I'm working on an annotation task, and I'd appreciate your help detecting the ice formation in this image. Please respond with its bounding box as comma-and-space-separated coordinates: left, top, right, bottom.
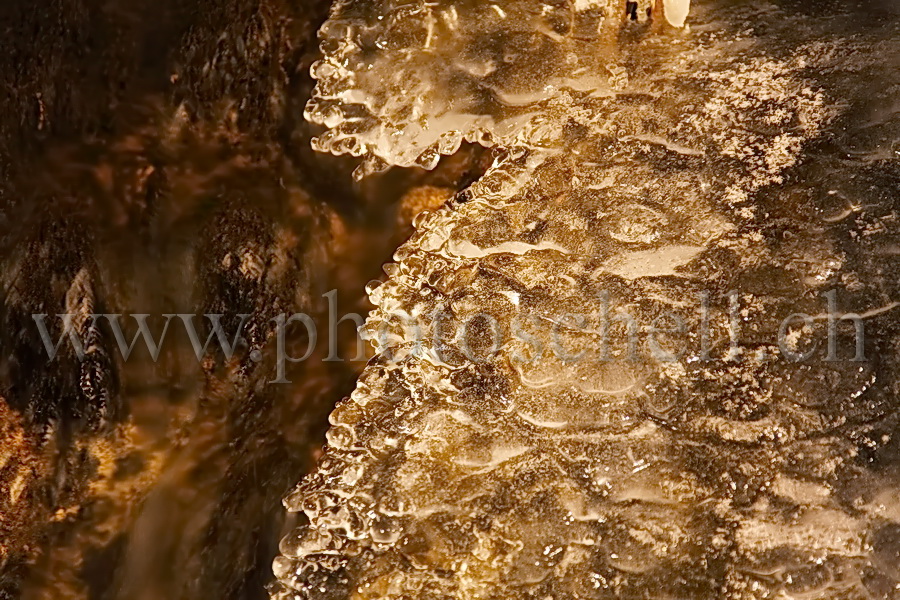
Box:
274, 1, 900, 599
662, 0, 690, 27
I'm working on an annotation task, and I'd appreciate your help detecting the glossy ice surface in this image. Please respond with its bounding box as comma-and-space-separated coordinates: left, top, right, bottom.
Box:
274, 1, 900, 598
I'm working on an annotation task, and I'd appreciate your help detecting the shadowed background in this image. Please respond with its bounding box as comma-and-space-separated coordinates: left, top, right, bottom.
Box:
0, 1, 486, 598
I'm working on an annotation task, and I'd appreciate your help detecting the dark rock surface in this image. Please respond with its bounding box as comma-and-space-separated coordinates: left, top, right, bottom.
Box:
0, 1, 484, 598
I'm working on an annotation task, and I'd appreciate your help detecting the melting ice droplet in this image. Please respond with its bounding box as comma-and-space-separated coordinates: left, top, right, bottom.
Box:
663, 0, 690, 27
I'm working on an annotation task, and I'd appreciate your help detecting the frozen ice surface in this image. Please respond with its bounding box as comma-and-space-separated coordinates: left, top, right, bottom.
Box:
305, 0, 651, 177
276, 1, 900, 599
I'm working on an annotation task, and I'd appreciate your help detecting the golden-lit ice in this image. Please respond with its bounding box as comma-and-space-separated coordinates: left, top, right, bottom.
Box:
273, 1, 900, 598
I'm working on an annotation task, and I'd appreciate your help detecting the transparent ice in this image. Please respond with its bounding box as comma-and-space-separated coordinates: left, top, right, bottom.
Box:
274, 1, 900, 598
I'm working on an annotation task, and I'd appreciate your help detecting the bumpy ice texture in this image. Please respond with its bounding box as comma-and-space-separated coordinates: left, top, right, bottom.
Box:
305, 0, 639, 178
274, 1, 900, 599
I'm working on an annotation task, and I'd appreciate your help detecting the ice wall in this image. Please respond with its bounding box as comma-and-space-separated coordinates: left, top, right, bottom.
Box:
273, 1, 900, 598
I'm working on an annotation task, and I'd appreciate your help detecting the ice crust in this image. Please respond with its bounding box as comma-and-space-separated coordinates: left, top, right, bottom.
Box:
305, 0, 644, 178
275, 1, 900, 599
